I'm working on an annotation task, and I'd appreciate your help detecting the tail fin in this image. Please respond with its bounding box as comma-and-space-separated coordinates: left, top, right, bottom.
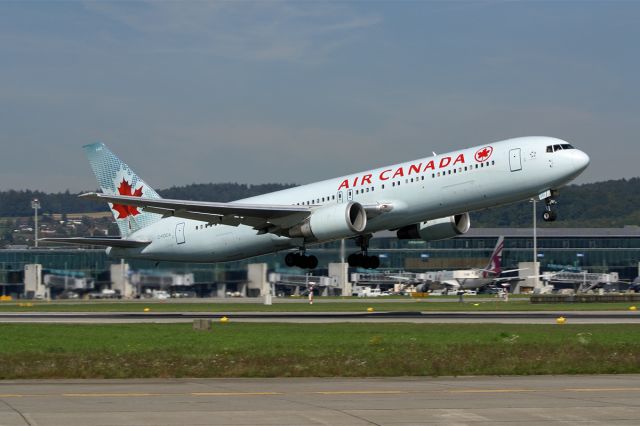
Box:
484, 236, 504, 277
84, 142, 162, 238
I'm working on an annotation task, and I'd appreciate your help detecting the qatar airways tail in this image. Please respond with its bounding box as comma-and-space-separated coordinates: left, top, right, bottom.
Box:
43, 136, 590, 270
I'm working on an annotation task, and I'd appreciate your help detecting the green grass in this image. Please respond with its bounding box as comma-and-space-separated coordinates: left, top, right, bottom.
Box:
0, 299, 637, 312
1, 323, 639, 379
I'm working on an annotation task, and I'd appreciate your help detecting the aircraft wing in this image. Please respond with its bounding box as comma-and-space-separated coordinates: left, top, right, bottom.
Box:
40, 237, 151, 248
80, 192, 312, 234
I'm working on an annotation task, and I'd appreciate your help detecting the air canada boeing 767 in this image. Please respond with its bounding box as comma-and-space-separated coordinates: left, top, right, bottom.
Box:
44, 137, 589, 269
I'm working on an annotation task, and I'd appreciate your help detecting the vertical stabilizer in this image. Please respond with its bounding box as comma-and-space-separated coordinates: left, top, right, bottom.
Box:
484, 236, 504, 277
84, 142, 162, 238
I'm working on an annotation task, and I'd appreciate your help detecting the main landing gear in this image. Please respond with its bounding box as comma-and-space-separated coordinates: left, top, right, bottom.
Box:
348, 235, 381, 270
285, 250, 318, 270
542, 190, 558, 222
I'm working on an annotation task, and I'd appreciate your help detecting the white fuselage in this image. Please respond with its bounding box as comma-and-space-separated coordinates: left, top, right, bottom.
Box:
109, 136, 589, 262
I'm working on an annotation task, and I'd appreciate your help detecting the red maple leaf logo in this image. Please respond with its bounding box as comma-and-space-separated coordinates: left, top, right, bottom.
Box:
112, 178, 143, 219
474, 146, 493, 162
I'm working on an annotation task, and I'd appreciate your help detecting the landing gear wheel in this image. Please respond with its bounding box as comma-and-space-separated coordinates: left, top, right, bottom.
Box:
542, 210, 557, 222
348, 234, 380, 269
284, 252, 318, 270
348, 253, 380, 269
306, 255, 318, 270
285, 252, 297, 267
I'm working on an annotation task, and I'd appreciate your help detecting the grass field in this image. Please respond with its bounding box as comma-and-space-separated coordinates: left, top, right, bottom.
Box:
1, 323, 639, 379
0, 299, 637, 312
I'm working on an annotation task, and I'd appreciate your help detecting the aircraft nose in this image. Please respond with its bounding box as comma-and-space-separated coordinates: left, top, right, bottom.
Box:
573, 149, 590, 173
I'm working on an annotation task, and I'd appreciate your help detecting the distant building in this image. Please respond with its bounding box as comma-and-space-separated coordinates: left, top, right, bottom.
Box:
1, 227, 639, 298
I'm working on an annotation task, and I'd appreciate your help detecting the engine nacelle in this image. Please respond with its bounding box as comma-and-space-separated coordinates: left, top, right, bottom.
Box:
396, 213, 471, 241
289, 202, 367, 242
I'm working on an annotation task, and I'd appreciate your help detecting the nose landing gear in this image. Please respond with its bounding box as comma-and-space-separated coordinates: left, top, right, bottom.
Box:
285, 250, 318, 270
542, 191, 558, 222
348, 234, 381, 269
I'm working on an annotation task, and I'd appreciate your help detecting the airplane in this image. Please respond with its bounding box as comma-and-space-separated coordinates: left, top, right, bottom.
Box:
412, 236, 525, 292
43, 136, 590, 270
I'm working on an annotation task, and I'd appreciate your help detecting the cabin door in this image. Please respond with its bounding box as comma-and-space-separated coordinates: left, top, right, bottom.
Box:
175, 222, 186, 245
509, 148, 522, 172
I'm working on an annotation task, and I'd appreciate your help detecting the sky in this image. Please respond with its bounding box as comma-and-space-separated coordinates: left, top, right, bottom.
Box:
1, 0, 638, 192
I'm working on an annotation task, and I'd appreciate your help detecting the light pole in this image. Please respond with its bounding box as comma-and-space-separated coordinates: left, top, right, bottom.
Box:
532, 199, 538, 289
31, 198, 41, 248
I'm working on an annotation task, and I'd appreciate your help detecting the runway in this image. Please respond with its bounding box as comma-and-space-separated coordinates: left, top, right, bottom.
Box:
1, 375, 639, 425
1, 310, 639, 324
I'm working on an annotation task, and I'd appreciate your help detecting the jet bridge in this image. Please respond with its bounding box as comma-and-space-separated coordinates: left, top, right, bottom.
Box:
545, 271, 620, 293
351, 270, 430, 293
268, 273, 338, 296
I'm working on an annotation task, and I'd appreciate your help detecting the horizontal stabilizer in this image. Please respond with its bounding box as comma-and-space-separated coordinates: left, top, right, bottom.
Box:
40, 237, 151, 248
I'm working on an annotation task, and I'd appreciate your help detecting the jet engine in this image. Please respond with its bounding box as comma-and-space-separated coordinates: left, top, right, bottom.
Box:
396, 213, 471, 241
289, 202, 367, 241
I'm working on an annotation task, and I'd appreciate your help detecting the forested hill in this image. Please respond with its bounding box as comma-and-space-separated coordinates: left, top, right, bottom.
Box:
472, 177, 640, 227
1, 178, 638, 228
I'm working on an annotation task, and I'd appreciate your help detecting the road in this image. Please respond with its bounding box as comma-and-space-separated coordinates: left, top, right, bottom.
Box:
1, 375, 639, 425
0, 310, 639, 323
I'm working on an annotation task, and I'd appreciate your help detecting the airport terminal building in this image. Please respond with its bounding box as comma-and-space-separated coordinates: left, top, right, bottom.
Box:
1, 227, 639, 298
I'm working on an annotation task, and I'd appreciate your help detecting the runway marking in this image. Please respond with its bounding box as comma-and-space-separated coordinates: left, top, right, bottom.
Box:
447, 389, 537, 394
191, 392, 283, 396
63, 393, 157, 397
565, 388, 640, 392
313, 391, 407, 395
2, 387, 640, 399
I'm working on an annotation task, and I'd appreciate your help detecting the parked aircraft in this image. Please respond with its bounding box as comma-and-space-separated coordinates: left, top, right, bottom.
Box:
43, 137, 589, 269
413, 236, 524, 292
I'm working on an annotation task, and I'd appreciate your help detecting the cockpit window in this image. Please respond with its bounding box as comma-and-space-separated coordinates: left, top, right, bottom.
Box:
547, 143, 575, 153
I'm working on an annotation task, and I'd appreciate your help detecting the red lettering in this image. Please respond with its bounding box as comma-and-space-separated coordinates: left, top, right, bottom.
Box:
338, 179, 349, 190
352, 176, 359, 187
439, 157, 451, 168
379, 169, 392, 180
392, 167, 404, 178
409, 163, 422, 175
361, 174, 372, 185
424, 160, 435, 171
453, 153, 465, 165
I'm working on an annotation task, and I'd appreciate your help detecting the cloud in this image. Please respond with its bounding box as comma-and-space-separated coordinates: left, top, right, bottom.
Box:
82, 1, 381, 62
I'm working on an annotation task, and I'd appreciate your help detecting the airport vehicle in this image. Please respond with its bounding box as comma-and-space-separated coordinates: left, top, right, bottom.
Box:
415, 236, 524, 292
43, 137, 589, 269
